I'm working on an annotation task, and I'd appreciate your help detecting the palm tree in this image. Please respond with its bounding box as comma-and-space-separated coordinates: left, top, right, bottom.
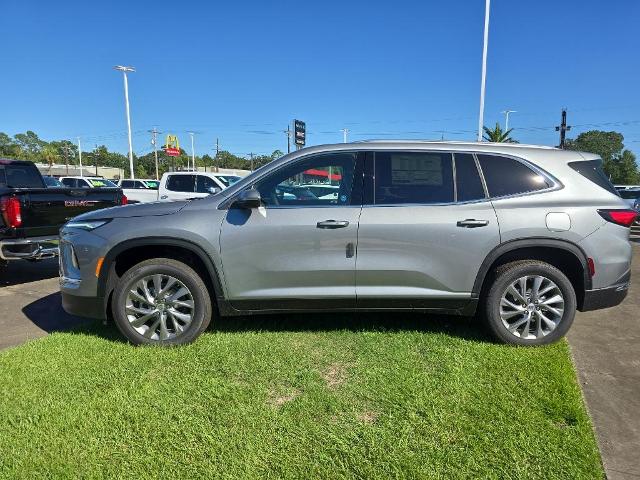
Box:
482, 122, 517, 143
41, 145, 60, 173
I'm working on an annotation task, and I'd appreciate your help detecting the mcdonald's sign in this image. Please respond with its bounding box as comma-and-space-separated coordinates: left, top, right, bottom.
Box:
164, 135, 181, 157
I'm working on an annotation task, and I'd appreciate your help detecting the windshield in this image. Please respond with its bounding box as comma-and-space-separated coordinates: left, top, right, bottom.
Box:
89, 178, 117, 188
43, 176, 63, 187
214, 175, 241, 187
619, 190, 640, 199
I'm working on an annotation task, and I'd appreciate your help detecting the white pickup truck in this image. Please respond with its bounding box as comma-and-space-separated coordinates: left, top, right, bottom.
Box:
157, 171, 242, 201
116, 179, 160, 204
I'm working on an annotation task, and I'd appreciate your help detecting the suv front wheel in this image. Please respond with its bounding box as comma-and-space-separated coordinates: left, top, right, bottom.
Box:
112, 258, 212, 346
484, 260, 577, 346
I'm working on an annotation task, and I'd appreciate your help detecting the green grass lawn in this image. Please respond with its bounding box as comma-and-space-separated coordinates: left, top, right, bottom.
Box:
0, 313, 603, 479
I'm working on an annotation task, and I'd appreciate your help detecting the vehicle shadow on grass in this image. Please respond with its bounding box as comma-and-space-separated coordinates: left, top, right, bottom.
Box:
22, 292, 490, 345
212, 311, 490, 342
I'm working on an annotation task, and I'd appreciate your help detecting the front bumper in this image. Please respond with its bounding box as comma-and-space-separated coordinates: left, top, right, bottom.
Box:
580, 270, 630, 312
61, 291, 106, 319
0, 236, 59, 261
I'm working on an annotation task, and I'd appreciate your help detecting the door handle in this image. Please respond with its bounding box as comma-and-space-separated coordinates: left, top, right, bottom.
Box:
316, 220, 349, 229
160, 195, 168, 199
456, 219, 489, 228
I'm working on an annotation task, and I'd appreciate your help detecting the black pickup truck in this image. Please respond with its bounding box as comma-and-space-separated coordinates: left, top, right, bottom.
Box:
0, 159, 126, 262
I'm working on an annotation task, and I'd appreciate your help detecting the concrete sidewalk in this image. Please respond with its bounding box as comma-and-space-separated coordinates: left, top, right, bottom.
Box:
568, 243, 640, 480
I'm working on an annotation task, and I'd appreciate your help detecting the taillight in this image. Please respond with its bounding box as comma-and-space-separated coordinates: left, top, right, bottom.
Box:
0, 196, 22, 228
597, 209, 638, 228
121, 194, 128, 205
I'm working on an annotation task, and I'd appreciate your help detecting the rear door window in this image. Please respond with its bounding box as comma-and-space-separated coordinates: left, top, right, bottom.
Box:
1, 165, 45, 188
568, 160, 618, 195
477, 154, 550, 198
121, 180, 134, 188
373, 151, 454, 204
454, 153, 485, 202
61, 178, 77, 187
166, 175, 195, 192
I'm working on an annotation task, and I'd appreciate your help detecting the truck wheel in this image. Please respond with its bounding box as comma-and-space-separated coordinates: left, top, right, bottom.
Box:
483, 260, 576, 346
112, 258, 212, 346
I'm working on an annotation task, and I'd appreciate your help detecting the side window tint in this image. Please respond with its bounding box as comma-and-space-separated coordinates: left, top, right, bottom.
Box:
61, 178, 75, 187
478, 154, 550, 198
256, 153, 356, 208
166, 175, 195, 192
374, 152, 454, 205
121, 180, 133, 188
454, 153, 485, 202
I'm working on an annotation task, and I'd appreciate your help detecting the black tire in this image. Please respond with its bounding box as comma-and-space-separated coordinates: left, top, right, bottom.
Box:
112, 258, 212, 346
483, 260, 577, 346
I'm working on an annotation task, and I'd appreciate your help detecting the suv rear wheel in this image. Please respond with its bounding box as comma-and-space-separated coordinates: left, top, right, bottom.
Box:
112, 258, 212, 346
483, 260, 576, 346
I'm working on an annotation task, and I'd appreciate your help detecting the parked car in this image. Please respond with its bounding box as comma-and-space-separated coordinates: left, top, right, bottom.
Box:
59, 176, 118, 189
617, 188, 640, 210
42, 175, 63, 188
60, 141, 636, 347
0, 159, 126, 262
156, 172, 237, 201
117, 179, 159, 204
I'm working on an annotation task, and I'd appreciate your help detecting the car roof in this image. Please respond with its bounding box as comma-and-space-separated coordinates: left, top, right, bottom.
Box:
272, 140, 600, 170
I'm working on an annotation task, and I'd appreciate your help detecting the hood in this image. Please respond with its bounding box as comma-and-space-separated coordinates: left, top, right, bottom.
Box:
73, 200, 189, 221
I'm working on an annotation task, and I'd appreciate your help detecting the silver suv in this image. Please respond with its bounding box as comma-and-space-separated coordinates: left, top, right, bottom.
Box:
59, 141, 636, 346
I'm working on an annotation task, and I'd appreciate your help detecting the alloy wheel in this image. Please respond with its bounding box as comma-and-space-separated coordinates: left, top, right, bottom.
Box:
499, 275, 565, 340
125, 274, 195, 341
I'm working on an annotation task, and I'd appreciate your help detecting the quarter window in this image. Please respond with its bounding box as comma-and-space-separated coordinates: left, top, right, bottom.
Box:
477, 154, 550, 198
256, 153, 356, 207
454, 153, 485, 202
196, 175, 218, 194
166, 175, 196, 192
373, 152, 454, 205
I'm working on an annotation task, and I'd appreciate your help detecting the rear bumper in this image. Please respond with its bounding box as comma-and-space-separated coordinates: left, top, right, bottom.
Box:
0, 236, 59, 261
580, 270, 630, 312
61, 291, 106, 320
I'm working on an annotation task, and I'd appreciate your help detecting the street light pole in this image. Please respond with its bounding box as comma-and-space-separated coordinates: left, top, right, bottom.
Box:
189, 132, 196, 171
77, 137, 83, 177
502, 110, 517, 131
477, 0, 491, 142
340, 128, 350, 143
114, 65, 136, 179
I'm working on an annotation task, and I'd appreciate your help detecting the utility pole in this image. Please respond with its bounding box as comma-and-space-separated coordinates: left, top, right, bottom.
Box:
188, 132, 196, 171
149, 127, 161, 180
113, 66, 136, 179
477, 0, 491, 141
284, 125, 291, 153
340, 128, 350, 143
77, 137, 83, 177
248, 153, 254, 171
94, 144, 99, 176
215, 138, 219, 172
555, 109, 571, 149
501, 110, 517, 131
62, 144, 73, 175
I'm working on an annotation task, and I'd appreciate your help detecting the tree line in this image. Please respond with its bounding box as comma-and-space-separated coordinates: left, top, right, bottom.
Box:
483, 124, 639, 184
0, 130, 283, 178
2, 128, 639, 184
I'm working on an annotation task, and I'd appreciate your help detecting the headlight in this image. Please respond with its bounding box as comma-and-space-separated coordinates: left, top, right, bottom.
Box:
64, 219, 110, 231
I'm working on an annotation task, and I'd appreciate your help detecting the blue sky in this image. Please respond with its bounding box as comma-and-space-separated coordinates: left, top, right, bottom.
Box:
2, 0, 639, 159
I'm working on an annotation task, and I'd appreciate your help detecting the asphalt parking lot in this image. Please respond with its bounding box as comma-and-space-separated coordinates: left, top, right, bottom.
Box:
0, 242, 639, 479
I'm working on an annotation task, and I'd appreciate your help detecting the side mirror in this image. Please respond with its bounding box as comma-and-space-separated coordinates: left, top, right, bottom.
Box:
232, 188, 262, 209
207, 186, 221, 195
